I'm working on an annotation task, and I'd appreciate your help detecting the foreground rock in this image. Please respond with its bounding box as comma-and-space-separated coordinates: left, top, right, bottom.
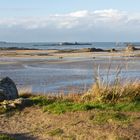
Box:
0, 77, 18, 101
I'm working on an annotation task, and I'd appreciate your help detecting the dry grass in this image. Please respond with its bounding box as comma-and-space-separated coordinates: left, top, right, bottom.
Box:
18, 86, 32, 96
82, 81, 140, 103
25, 77, 140, 105
81, 61, 140, 103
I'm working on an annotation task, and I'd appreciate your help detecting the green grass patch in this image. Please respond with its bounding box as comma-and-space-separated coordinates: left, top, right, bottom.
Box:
1, 95, 139, 115
89, 111, 134, 125
31, 96, 56, 106
42, 100, 140, 114
113, 101, 140, 112
0, 107, 7, 114
43, 101, 96, 114
0, 134, 15, 140
21, 81, 140, 114
62, 135, 76, 140
47, 128, 63, 136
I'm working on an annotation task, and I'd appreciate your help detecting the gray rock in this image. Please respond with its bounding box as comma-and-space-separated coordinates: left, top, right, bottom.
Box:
0, 77, 18, 101
110, 48, 116, 52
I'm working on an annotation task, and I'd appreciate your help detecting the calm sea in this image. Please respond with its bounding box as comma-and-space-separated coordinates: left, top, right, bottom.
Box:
0, 42, 133, 50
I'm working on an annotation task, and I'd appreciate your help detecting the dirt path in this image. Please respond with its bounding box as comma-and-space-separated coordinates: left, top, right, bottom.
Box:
0, 107, 140, 140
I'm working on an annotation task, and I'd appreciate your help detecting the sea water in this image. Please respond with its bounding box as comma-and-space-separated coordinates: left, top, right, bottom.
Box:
0, 42, 128, 50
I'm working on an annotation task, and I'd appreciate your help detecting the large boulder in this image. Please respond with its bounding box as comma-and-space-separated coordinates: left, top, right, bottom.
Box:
0, 77, 18, 101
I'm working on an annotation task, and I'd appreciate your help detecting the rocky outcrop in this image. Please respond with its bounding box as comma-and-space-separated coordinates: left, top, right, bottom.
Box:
57, 47, 106, 53
0, 77, 18, 101
80, 48, 104, 52
125, 44, 137, 51
109, 48, 117, 52
0, 98, 33, 110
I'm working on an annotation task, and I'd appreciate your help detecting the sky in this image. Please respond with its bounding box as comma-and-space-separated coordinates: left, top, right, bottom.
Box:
0, 0, 140, 42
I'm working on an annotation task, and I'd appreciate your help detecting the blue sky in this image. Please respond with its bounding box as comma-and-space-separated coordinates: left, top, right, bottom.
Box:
0, 0, 140, 42
0, 0, 140, 17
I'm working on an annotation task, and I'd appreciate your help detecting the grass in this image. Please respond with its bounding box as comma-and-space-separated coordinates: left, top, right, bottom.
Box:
47, 128, 64, 136
31, 95, 56, 106
1, 89, 140, 115
96, 135, 130, 140
27, 78, 140, 114
0, 106, 7, 114
0, 82, 139, 139
89, 111, 135, 125
15, 65, 140, 114
43, 101, 96, 114
1, 70, 140, 126
0, 134, 15, 140
22, 93, 140, 114
15, 83, 140, 114
42, 100, 140, 114
82, 81, 140, 103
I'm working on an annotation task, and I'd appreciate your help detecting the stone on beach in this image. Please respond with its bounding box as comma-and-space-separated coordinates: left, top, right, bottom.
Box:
0, 77, 18, 101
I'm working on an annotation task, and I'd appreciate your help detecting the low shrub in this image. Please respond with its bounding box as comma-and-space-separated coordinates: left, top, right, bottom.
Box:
0, 134, 15, 140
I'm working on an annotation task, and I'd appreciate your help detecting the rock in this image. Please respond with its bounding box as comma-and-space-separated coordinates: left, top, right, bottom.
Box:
14, 98, 33, 107
0, 98, 33, 110
0, 77, 18, 101
110, 48, 116, 52
125, 44, 137, 51
80, 48, 104, 52
89, 48, 104, 52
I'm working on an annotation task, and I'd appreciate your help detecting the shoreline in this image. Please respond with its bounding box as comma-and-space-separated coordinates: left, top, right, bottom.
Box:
0, 49, 140, 59
0, 44, 140, 51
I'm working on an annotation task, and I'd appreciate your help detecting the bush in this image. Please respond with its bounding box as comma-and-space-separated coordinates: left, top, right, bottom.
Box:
0, 134, 15, 140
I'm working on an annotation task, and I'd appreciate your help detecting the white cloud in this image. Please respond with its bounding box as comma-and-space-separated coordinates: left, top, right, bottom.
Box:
69, 10, 89, 17
0, 9, 140, 41
0, 9, 140, 30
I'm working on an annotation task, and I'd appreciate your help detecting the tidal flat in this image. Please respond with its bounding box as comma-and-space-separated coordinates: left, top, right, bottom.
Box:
0, 49, 140, 94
